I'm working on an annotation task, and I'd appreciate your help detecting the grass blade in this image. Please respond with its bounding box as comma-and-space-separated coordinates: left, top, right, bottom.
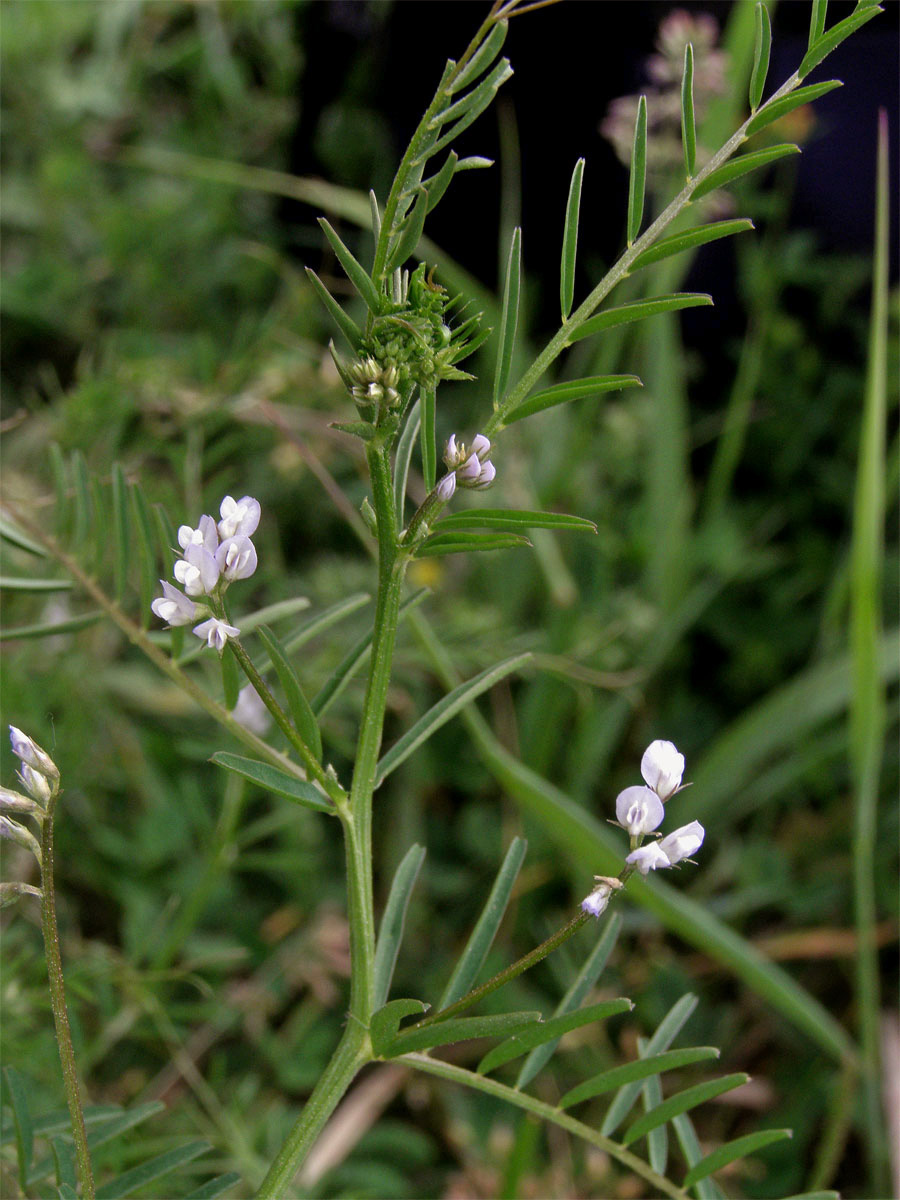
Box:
622, 1074, 749, 1146
0, 577, 73, 592
516, 913, 622, 1090
746, 81, 841, 137
684, 1128, 793, 1187
184, 1173, 243, 1200
376, 653, 531, 787
568, 294, 713, 343
95, 1141, 209, 1199
560, 157, 584, 320
421, 385, 437, 491
749, 3, 772, 112
257, 625, 322, 763
210, 753, 333, 814
318, 218, 382, 314
131, 484, 158, 628
672, 1113, 725, 1199
632, 220, 753, 270
438, 837, 528, 1009
374, 844, 427, 1008
504, 375, 641, 423
493, 227, 522, 409
560, 1047, 720, 1110
71, 451, 91, 550
477, 998, 631, 1075
434, 510, 596, 534
388, 1011, 541, 1057
305, 267, 363, 349
1, 613, 103, 641
627, 95, 648, 245
111, 463, 130, 603
394, 397, 421, 524
681, 44, 696, 177
692, 144, 799, 200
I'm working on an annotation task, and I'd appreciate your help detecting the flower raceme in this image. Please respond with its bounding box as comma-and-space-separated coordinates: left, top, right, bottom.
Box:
151, 494, 260, 652
436, 433, 495, 502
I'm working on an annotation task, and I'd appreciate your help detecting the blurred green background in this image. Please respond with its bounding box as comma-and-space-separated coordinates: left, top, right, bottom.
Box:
1, 2, 897, 1197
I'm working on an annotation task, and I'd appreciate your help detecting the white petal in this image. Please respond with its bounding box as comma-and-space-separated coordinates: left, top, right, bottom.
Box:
615, 785, 665, 836
640, 739, 685, 799
581, 884, 611, 918
625, 842, 671, 875
659, 821, 705, 865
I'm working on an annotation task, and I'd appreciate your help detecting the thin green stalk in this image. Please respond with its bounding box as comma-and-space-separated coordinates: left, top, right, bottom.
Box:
40, 793, 96, 1200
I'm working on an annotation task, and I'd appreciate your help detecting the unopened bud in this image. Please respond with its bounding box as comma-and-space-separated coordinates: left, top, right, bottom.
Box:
8, 727, 59, 786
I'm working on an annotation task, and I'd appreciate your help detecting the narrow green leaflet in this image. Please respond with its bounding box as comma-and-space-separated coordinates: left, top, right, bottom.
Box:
0, 517, 48, 557
809, 0, 828, 46
48, 443, 69, 539
184, 1173, 244, 1200
131, 483, 159, 626
318, 218, 382, 313
95, 1141, 210, 1200
421, 385, 437, 491
422, 152, 458, 215
395, 398, 421, 522
516, 913, 623, 1090
684, 1128, 793, 1187
798, 6, 882, 80
672, 1113, 724, 1200
477, 999, 632, 1075
432, 59, 512, 134
493, 226, 522, 409
72, 450, 91, 549
560, 158, 585, 320
370, 998, 429, 1056
504, 376, 642, 423
376, 653, 531, 786
3, 1067, 33, 1192
51, 1138, 77, 1194
631, 220, 753, 270
568, 294, 712, 343
438, 837, 528, 1009
681, 44, 696, 177
434, 510, 597, 534
427, 61, 513, 162
559, 1047, 720, 1109
627, 95, 648, 245
642, 1042, 668, 1175
447, 19, 508, 95
374, 844, 427, 1008
111, 462, 130, 603
257, 625, 322, 762
210, 753, 333, 814
692, 145, 799, 200
749, 2, 772, 112
622, 1073, 749, 1146
416, 532, 531, 557
220, 646, 241, 711
386, 1011, 542, 1058
306, 267, 363, 349
0, 577, 73, 592
746, 80, 841, 137
387, 187, 428, 271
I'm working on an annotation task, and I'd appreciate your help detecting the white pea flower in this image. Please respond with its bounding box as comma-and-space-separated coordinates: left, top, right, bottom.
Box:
174, 543, 220, 597
177, 514, 219, 554
216, 535, 257, 582
581, 883, 612, 918
229, 685, 271, 735
151, 581, 198, 627
8, 727, 58, 783
444, 433, 496, 490
435, 472, 457, 502
218, 495, 261, 540
615, 785, 665, 837
192, 617, 240, 653
659, 821, 705, 864
625, 841, 672, 875
641, 739, 685, 800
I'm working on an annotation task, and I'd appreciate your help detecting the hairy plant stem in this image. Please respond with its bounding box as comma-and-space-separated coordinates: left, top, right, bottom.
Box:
39, 793, 96, 1200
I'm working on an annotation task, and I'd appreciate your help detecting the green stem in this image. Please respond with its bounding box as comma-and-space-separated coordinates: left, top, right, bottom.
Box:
40, 794, 96, 1200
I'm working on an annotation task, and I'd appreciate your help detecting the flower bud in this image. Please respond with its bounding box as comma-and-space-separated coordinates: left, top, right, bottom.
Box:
8, 727, 58, 785
640, 739, 685, 800
18, 765, 52, 808
581, 884, 611, 918
0, 814, 43, 865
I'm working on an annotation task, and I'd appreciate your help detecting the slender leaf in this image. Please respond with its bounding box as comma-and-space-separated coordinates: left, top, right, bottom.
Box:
394, 398, 421, 523
632, 220, 753, 270
71, 451, 91, 549
798, 6, 881, 80
369, 188, 381, 242
493, 227, 522, 409
684, 1128, 793, 1187
3, 1067, 33, 1191
0, 517, 47, 557
560, 1047, 720, 1109
131, 484, 158, 627
622, 1073, 749, 1146
387, 187, 428, 271
422, 152, 458, 214
387, 1011, 542, 1057
111, 462, 130, 602
456, 155, 494, 172
435, 509, 596, 534
318, 219, 382, 313
257, 625, 322, 762
600, 994, 698, 1135
692, 144, 799, 200
809, 0, 828, 47
376, 654, 531, 786
48, 442, 69, 539
220, 645, 241, 711
330, 419, 376, 442
447, 20, 508, 94
0, 577, 73, 592
0, 612, 102, 642
568, 294, 713, 343
517, 913, 622, 1090
672, 1112, 725, 1199
627, 95, 648, 245
51, 1138, 77, 1193
746, 80, 841, 137
95, 1141, 209, 1199
637, 1036, 668, 1175
283, 593, 370, 656
560, 158, 585, 320
504, 375, 642, 423
438, 837, 528, 1009
681, 44, 696, 176
421, 386, 437, 491
749, 3, 772, 111
416, 531, 531, 556
783, 1193, 840, 1200
374, 845, 427, 1008
428, 62, 513, 161
371, 999, 429, 1057
432, 59, 512, 133
89, 474, 107, 571
210, 753, 333, 814
477, 999, 631, 1075
305, 267, 363, 349
27, 1104, 167, 1187
184, 1173, 243, 1200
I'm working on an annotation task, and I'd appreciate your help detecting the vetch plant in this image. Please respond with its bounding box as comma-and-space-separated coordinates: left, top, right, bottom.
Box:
0, 0, 889, 1196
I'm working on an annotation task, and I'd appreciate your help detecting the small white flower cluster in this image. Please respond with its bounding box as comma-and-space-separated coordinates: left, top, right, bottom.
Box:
151, 495, 260, 652
436, 433, 495, 501
581, 740, 705, 918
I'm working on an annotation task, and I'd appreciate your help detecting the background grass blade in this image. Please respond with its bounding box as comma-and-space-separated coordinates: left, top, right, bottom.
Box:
374, 844, 427, 1008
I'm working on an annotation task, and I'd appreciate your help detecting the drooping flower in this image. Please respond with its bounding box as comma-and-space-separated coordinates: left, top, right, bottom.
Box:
640, 739, 685, 800
174, 543, 220, 597
581, 883, 612, 918
659, 821, 705, 865
192, 617, 240, 653
151, 581, 198, 627
625, 841, 672, 875
218, 495, 261, 541
615, 785, 665, 837
216, 535, 257, 582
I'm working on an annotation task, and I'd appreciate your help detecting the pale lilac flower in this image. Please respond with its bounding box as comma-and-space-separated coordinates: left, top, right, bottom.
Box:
435, 472, 457, 502
443, 433, 495, 490
216, 535, 257, 582
659, 821, 705, 865
581, 883, 612, 918
0, 787, 42, 815
177, 514, 219, 554
151, 581, 198, 627
625, 841, 672, 875
615, 785, 665, 837
218, 495, 261, 540
193, 617, 240, 653
0, 813, 42, 862
174, 543, 220, 597
8, 727, 58, 782
640, 740, 685, 800
17, 764, 52, 808
229, 685, 271, 735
